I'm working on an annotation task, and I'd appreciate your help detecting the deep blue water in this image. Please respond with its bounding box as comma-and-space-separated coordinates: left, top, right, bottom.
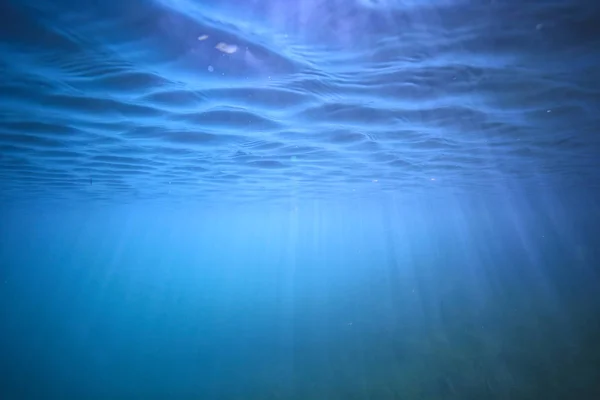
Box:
1, 0, 600, 399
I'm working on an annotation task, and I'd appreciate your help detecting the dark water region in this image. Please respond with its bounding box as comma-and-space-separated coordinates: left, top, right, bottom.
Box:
2, 198, 600, 400
1, 0, 600, 399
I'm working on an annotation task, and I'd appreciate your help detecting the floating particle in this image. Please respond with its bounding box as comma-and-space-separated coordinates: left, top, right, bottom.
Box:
208, 65, 214, 72
216, 42, 238, 54
197, 34, 209, 41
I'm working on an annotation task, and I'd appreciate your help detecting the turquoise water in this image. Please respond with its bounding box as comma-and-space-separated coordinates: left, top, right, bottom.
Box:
1, 1, 600, 399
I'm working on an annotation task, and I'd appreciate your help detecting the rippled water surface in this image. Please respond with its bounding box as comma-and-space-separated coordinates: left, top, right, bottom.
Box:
1, 0, 599, 203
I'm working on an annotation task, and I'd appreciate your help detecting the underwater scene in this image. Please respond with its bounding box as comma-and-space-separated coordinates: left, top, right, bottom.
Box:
1, 0, 600, 399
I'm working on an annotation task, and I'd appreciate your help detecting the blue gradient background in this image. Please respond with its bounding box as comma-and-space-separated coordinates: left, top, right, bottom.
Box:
1, 0, 600, 399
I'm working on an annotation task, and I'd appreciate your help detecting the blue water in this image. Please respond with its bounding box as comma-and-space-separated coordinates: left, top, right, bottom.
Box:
1, 0, 600, 399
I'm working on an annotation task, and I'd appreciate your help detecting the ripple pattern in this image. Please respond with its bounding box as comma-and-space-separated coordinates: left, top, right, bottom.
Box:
1, 0, 600, 203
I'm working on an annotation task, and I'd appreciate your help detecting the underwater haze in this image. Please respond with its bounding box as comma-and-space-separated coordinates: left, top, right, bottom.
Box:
1, 0, 600, 399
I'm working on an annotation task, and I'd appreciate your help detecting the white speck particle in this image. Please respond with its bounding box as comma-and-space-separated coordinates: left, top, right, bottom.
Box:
216, 42, 238, 54
198, 34, 209, 41
208, 65, 214, 72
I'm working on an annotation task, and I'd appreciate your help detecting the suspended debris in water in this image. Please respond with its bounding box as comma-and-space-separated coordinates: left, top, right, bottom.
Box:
216, 42, 238, 54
